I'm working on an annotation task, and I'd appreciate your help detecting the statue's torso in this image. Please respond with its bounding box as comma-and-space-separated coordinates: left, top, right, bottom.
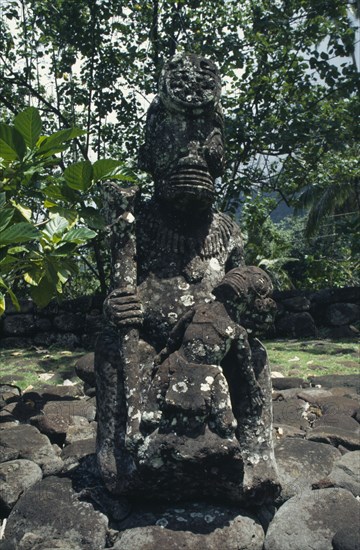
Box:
136, 201, 244, 349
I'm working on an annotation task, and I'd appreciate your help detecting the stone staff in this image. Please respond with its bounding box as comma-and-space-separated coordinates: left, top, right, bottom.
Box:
102, 183, 141, 451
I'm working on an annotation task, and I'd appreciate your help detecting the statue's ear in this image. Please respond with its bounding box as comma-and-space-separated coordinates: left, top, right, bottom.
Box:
138, 143, 150, 172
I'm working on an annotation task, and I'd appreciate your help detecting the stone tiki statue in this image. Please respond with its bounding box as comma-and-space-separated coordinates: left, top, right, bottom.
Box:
95, 53, 280, 503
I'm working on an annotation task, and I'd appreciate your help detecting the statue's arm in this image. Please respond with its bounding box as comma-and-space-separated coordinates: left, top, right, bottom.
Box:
225, 223, 245, 271
154, 308, 195, 365
233, 326, 264, 410
103, 288, 143, 329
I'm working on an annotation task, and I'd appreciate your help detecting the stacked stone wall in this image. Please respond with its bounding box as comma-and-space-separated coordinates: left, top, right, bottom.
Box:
1, 287, 358, 349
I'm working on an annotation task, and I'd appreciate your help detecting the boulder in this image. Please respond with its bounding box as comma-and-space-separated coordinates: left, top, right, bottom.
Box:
0, 460, 42, 515
74, 353, 95, 387
280, 296, 311, 312
332, 527, 360, 550
0, 425, 63, 475
274, 438, 341, 502
275, 312, 317, 338
272, 378, 308, 391
114, 502, 264, 550
325, 303, 360, 326
2, 315, 36, 336
272, 399, 307, 429
3, 476, 108, 550
264, 488, 360, 550
308, 375, 360, 393
326, 451, 360, 497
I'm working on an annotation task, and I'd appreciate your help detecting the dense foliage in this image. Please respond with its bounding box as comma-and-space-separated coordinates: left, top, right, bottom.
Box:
0, 0, 359, 296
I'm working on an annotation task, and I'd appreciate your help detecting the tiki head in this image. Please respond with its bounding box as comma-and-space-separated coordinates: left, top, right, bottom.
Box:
139, 54, 224, 213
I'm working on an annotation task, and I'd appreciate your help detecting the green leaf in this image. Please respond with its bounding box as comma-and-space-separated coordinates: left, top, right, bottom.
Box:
37, 127, 86, 155
80, 206, 106, 229
0, 208, 14, 232
7, 245, 28, 254
64, 160, 93, 191
62, 226, 97, 243
0, 292, 5, 316
52, 242, 78, 256
0, 222, 39, 245
14, 107, 42, 148
42, 214, 68, 239
0, 123, 26, 161
92, 159, 124, 182
30, 275, 55, 308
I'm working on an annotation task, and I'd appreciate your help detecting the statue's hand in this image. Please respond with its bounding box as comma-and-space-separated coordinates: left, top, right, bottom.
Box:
103, 288, 143, 329
250, 382, 264, 411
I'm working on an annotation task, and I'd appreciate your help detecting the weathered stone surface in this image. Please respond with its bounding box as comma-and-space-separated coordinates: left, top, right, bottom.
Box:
65, 418, 97, 445
297, 388, 333, 401
74, 353, 95, 387
2, 315, 36, 336
264, 488, 360, 550
53, 312, 85, 333
309, 374, 360, 393
275, 312, 317, 338
332, 527, 360, 550
272, 399, 307, 428
273, 424, 306, 444
61, 438, 96, 466
0, 459, 42, 514
95, 53, 279, 506
0, 425, 63, 475
114, 502, 264, 550
307, 423, 360, 450
311, 287, 360, 305
326, 451, 360, 497
3, 476, 108, 550
281, 296, 311, 312
272, 377, 309, 391
325, 303, 360, 326
43, 398, 96, 422
274, 438, 341, 502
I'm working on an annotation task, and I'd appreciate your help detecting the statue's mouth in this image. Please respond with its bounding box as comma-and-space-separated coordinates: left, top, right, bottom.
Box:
169, 165, 215, 197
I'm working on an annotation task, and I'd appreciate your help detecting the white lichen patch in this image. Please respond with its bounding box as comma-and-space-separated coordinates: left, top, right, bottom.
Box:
178, 281, 190, 290
156, 518, 168, 528
200, 383, 211, 392
204, 515, 215, 523
180, 294, 195, 307
172, 382, 188, 393
209, 258, 221, 271
225, 326, 234, 336
168, 312, 178, 321
205, 376, 214, 385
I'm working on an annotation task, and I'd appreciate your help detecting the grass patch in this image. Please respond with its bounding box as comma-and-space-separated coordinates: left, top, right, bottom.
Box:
0, 348, 85, 390
265, 339, 359, 379
0, 339, 358, 390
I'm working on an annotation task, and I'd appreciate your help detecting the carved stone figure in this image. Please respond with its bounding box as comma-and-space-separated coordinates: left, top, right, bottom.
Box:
95, 53, 280, 503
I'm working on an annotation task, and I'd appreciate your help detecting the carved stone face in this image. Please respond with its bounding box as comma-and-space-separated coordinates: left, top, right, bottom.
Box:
139, 54, 224, 213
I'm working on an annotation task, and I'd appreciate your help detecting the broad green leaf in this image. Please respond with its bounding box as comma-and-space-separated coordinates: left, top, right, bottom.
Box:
0, 208, 14, 232
64, 160, 93, 191
7, 287, 20, 312
37, 127, 86, 155
0, 124, 26, 161
46, 205, 78, 227
7, 245, 28, 254
11, 201, 32, 221
43, 183, 78, 202
30, 275, 55, 308
52, 242, 78, 256
0, 222, 39, 245
62, 226, 97, 243
42, 214, 68, 239
0, 292, 5, 316
93, 159, 124, 182
14, 107, 42, 148
24, 270, 42, 286
80, 206, 106, 229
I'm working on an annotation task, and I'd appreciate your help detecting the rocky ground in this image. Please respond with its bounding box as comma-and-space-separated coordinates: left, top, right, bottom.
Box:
0, 351, 359, 549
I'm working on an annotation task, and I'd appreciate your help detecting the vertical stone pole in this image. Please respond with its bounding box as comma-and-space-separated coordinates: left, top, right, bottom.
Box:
102, 183, 141, 450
